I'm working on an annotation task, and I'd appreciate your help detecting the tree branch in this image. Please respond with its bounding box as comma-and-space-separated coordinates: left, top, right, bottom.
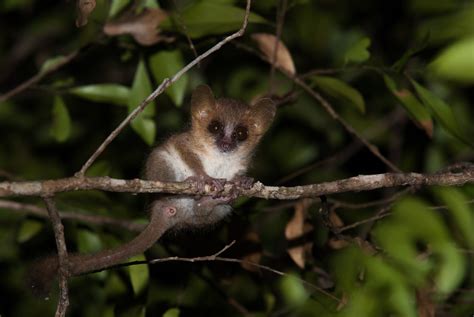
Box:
43, 197, 70, 317
1, 168, 472, 198
0, 199, 144, 232
0, 51, 78, 103
76, 0, 253, 176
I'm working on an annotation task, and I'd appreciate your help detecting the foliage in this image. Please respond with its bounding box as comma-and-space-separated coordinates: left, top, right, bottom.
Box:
0, 0, 473, 316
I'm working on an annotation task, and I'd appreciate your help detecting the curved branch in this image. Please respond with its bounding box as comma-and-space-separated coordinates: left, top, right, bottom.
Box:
0, 199, 145, 232
0, 168, 472, 198
43, 197, 70, 317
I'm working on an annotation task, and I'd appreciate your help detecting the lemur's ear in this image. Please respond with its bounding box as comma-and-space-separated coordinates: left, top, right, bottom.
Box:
191, 85, 217, 121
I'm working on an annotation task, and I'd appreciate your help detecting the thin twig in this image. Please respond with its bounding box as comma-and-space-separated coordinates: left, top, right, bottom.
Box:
268, 0, 288, 94
276, 108, 406, 184
43, 197, 70, 317
235, 41, 402, 173
430, 199, 474, 211
337, 208, 392, 233
119, 242, 341, 303
0, 51, 78, 103
293, 78, 402, 172
0, 199, 145, 232
329, 188, 410, 209
76, 0, 253, 176
1, 168, 473, 198
171, 0, 198, 60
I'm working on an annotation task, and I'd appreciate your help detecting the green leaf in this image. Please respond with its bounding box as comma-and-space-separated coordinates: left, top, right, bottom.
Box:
108, 0, 130, 18
392, 34, 429, 72
129, 59, 155, 116
129, 59, 156, 145
142, 0, 159, 9
17, 219, 43, 243
149, 50, 188, 106
279, 275, 308, 307
411, 80, 472, 146
430, 37, 474, 84
77, 229, 103, 253
128, 254, 149, 295
374, 197, 465, 295
85, 160, 112, 177
40, 55, 68, 74
163, 308, 180, 317
383, 74, 432, 136
69, 84, 130, 106
312, 76, 365, 113
344, 37, 371, 64
434, 187, 474, 248
131, 117, 156, 146
161, 2, 266, 38
50, 96, 71, 143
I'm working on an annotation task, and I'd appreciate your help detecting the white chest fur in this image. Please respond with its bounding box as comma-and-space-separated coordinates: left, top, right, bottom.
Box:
162, 143, 246, 181
199, 145, 246, 180
160, 145, 193, 181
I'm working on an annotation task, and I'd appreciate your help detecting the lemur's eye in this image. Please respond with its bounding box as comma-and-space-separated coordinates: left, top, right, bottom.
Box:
208, 120, 223, 135
232, 125, 248, 142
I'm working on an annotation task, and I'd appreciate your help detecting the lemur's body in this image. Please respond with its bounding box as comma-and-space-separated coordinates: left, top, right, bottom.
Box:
29, 85, 276, 295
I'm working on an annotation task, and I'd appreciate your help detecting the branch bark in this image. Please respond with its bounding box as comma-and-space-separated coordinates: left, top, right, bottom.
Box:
43, 197, 70, 317
1, 168, 472, 199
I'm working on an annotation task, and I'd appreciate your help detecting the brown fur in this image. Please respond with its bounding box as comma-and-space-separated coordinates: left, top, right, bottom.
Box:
28, 85, 276, 295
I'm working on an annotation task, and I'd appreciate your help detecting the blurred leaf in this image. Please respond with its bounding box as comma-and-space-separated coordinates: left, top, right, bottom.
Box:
411, 80, 472, 146
104, 8, 169, 46
374, 197, 465, 295
312, 76, 365, 113
118, 305, 146, 317
131, 117, 156, 146
105, 273, 128, 297
17, 219, 43, 243
129, 59, 156, 145
343, 37, 371, 65
417, 8, 474, 45
383, 74, 432, 137
391, 34, 429, 72
271, 130, 319, 171
149, 50, 188, 106
161, 2, 266, 38
264, 292, 276, 313
85, 160, 112, 177
39, 55, 68, 74
50, 96, 71, 143
142, 0, 159, 9
0, 226, 18, 260
1, 0, 34, 11
162, 308, 180, 317
251, 33, 296, 75
279, 275, 308, 307
410, 0, 460, 14
129, 59, 155, 115
128, 254, 149, 295
108, 0, 130, 18
77, 229, 103, 253
69, 84, 130, 106
76, 0, 97, 27
434, 187, 474, 248
430, 37, 474, 84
